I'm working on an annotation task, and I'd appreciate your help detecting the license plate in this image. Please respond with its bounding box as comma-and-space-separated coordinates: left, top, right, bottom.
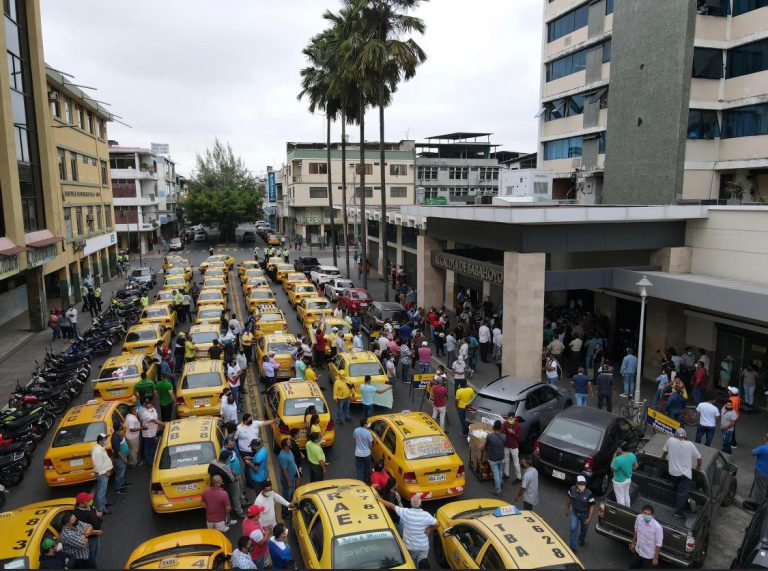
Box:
177, 483, 197, 492
109, 389, 124, 396
481, 416, 496, 426
70, 459, 84, 467
428, 473, 447, 482
194, 399, 210, 407
552, 469, 566, 480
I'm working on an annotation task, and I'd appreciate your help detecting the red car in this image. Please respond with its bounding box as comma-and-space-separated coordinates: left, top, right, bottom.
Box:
337, 288, 372, 313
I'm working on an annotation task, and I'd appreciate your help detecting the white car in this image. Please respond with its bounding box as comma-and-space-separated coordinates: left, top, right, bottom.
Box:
324, 278, 355, 301
310, 265, 341, 288
168, 237, 183, 251
193, 231, 207, 242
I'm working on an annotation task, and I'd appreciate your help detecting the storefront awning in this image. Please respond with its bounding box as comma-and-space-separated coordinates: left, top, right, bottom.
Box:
25, 229, 64, 248
0, 237, 25, 256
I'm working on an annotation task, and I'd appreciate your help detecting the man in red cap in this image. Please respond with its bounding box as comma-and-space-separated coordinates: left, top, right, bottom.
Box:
242, 504, 271, 568
74, 492, 104, 564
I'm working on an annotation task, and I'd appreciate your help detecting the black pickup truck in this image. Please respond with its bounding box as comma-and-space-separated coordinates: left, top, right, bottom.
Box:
595, 433, 737, 568
294, 256, 320, 277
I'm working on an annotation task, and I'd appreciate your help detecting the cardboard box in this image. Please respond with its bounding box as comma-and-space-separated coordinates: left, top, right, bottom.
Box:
468, 422, 493, 465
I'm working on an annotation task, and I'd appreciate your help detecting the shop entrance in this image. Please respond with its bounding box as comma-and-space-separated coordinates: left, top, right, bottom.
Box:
716, 325, 768, 399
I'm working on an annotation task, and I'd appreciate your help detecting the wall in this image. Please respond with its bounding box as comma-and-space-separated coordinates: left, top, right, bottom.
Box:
0, 284, 28, 325
603, 0, 695, 204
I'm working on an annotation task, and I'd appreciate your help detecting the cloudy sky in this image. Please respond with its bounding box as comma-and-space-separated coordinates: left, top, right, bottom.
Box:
40, 0, 543, 177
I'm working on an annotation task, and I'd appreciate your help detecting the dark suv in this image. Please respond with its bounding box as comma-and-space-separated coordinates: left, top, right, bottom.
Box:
732, 500, 768, 568
294, 256, 320, 277
361, 301, 406, 334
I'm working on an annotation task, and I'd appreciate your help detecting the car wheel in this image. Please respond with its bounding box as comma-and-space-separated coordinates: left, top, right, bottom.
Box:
432, 530, 448, 567
593, 473, 610, 496
692, 531, 709, 568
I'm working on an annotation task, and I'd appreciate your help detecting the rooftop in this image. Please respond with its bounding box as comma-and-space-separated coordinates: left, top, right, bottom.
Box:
425, 132, 493, 141
45, 65, 114, 120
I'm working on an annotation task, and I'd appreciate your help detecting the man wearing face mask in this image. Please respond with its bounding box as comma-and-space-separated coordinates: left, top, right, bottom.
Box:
564, 475, 595, 552
235, 414, 277, 459
251, 481, 296, 528
39, 537, 69, 569
630, 505, 663, 568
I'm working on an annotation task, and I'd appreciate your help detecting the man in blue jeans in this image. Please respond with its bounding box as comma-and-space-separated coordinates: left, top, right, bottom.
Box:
694, 394, 720, 447
571, 368, 591, 407
90, 433, 113, 516
353, 419, 374, 484
565, 475, 595, 551
110, 421, 130, 495
620, 348, 638, 398
484, 420, 507, 496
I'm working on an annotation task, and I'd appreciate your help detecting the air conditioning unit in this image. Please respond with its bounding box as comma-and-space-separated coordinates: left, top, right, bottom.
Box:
48, 91, 59, 102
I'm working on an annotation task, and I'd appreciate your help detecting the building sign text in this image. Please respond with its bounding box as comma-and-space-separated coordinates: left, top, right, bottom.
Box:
431, 251, 504, 285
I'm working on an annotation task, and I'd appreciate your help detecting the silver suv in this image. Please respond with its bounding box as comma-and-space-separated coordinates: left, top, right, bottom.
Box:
465, 377, 573, 452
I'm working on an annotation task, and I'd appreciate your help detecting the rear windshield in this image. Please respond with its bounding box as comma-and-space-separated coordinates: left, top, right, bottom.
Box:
100, 365, 139, 379
259, 314, 282, 322
252, 292, 273, 299
381, 310, 406, 322
352, 291, 370, 299
127, 330, 157, 342
199, 292, 222, 300
159, 442, 216, 470
268, 342, 295, 354
300, 258, 320, 266
191, 332, 218, 344
198, 310, 220, 318
157, 292, 173, 300
284, 397, 326, 416
205, 279, 225, 286
144, 309, 168, 319
182, 372, 223, 390
469, 393, 518, 417
332, 531, 405, 569
308, 301, 331, 310
324, 324, 350, 335
296, 286, 315, 293
52, 421, 107, 447
335, 281, 354, 289
545, 418, 604, 449
349, 363, 385, 377
404, 435, 455, 461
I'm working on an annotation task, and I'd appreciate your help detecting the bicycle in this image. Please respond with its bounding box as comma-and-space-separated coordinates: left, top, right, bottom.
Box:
656, 397, 700, 427
619, 395, 647, 428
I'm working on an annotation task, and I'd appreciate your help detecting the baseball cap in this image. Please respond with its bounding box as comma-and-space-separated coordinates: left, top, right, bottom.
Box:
248, 504, 265, 517
96, 433, 107, 442
41, 538, 57, 551
729, 386, 739, 395
576, 475, 587, 483
675, 428, 687, 438
76, 492, 94, 504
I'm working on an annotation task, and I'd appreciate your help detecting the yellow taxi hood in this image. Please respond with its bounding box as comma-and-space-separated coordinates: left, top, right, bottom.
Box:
436, 498, 508, 522
126, 530, 231, 569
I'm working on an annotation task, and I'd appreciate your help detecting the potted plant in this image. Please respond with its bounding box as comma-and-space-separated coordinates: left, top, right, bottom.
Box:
724, 180, 745, 204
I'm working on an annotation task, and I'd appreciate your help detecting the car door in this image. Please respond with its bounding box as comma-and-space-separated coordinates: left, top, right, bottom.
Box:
477, 544, 505, 570
370, 419, 390, 465
295, 499, 322, 567
536, 385, 562, 424
445, 523, 488, 569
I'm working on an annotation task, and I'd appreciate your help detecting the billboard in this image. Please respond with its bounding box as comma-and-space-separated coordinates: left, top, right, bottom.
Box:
268, 171, 277, 203
151, 143, 169, 156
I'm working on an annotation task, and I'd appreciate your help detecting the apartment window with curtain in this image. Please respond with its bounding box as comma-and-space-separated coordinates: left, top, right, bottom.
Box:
100, 160, 107, 184
97, 117, 106, 139
49, 89, 60, 118
547, 4, 588, 43
104, 205, 112, 228
546, 46, 588, 81
354, 163, 373, 175
389, 164, 408, 176
74, 207, 83, 236
63, 208, 72, 240
308, 187, 328, 198
543, 136, 584, 160
70, 152, 78, 181
687, 110, 721, 139
733, 0, 768, 14
390, 186, 407, 198
64, 97, 72, 124
86, 111, 94, 134
308, 163, 327, 174
722, 103, 768, 138
692, 47, 723, 78
727, 37, 768, 78
57, 148, 67, 180
77, 106, 85, 129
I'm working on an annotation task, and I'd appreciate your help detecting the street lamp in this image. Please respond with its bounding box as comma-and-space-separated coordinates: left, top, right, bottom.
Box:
634, 275, 653, 403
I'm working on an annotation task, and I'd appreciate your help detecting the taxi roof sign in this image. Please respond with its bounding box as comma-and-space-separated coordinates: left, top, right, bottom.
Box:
494, 505, 521, 517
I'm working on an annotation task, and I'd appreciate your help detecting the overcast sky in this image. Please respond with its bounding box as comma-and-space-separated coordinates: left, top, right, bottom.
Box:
40, 0, 543, 177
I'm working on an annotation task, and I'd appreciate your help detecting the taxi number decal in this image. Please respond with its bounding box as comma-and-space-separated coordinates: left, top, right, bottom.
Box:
12, 540, 27, 550
515, 516, 567, 560
326, 492, 378, 526
190, 559, 206, 568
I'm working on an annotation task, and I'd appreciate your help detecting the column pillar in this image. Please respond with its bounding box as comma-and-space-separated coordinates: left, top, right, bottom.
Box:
70, 262, 81, 303
100, 250, 110, 282
396, 225, 403, 266
26, 267, 47, 331
417, 233, 444, 311
57, 266, 71, 308
482, 280, 491, 299
502, 252, 546, 379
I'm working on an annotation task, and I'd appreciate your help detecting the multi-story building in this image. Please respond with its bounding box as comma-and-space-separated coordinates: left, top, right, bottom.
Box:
109, 144, 180, 255
279, 140, 416, 247
538, 0, 768, 205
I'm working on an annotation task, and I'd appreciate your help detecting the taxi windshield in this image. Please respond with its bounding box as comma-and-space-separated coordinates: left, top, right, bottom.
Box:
205, 279, 224, 285
157, 292, 173, 300
403, 435, 455, 461
259, 314, 283, 322
198, 309, 220, 317
127, 330, 157, 342
349, 363, 385, 377
332, 530, 405, 569
199, 292, 222, 300
191, 332, 218, 344
182, 372, 223, 389
158, 442, 216, 470
267, 342, 295, 354
100, 365, 139, 379
251, 292, 273, 299
324, 324, 350, 335
296, 286, 315, 293
308, 301, 331, 310
284, 397, 325, 416
52, 421, 107, 447
144, 309, 168, 318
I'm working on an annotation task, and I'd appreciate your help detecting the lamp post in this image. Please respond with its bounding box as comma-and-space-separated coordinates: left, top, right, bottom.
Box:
634, 275, 653, 403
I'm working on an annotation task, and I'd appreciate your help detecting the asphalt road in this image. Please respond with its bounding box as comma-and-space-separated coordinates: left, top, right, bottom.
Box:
3, 238, 743, 569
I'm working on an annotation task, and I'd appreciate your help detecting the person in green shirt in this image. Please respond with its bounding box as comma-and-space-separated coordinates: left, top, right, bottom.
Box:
184, 338, 196, 362
306, 432, 327, 483
611, 442, 638, 507
134, 372, 156, 405
155, 377, 175, 422
140, 294, 149, 308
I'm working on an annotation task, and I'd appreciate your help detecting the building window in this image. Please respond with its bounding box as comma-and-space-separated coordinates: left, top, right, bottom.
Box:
479, 168, 499, 180
355, 186, 373, 198
70, 152, 78, 181
49, 89, 60, 117
86, 206, 94, 232
100, 160, 107, 184
63, 207, 72, 240
602, 39, 611, 63
727, 37, 768, 78
546, 46, 588, 82
547, 4, 588, 43
389, 164, 408, 176
97, 117, 106, 139
309, 187, 328, 198
354, 163, 373, 175
448, 167, 469, 180
109, 155, 136, 169
57, 148, 67, 180
722, 102, 768, 138
390, 186, 407, 198
544, 93, 587, 121
308, 162, 327, 175
86, 111, 94, 134
64, 97, 72, 124
733, 0, 768, 14
77, 106, 85, 130
606, 0, 614, 14
74, 206, 83, 236
598, 131, 607, 154
687, 109, 721, 139
698, 0, 731, 15
543, 136, 584, 160
692, 47, 723, 78
417, 166, 437, 180
104, 205, 112, 228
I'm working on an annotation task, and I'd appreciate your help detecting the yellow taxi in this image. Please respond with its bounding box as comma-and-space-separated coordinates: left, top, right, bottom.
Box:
150, 416, 224, 513
165, 265, 192, 281
202, 276, 228, 296
368, 411, 465, 502
305, 318, 352, 354
123, 323, 171, 355
195, 303, 225, 325
176, 360, 227, 418
237, 259, 260, 276
243, 276, 271, 295
189, 324, 222, 359
264, 381, 335, 448
196, 288, 226, 308
93, 354, 156, 401
199, 254, 234, 273
281, 271, 307, 294
254, 333, 297, 379
155, 289, 176, 306
162, 254, 185, 271
434, 499, 582, 569
292, 479, 414, 569
329, 351, 389, 403
0, 498, 77, 569
198, 258, 221, 275
247, 287, 277, 311
240, 267, 266, 285
125, 530, 233, 569
140, 302, 178, 333
44, 400, 130, 486
297, 297, 334, 326
267, 234, 280, 246
266, 256, 283, 272
274, 263, 295, 282
253, 305, 288, 338
287, 281, 319, 308
204, 264, 228, 282
162, 276, 188, 292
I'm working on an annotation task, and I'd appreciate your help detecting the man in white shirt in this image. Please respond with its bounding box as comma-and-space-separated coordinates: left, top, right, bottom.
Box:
221, 393, 238, 424
377, 494, 437, 565
630, 505, 663, 568
377, 334, 389, 354
235, 414, 276, 458
694, 394, 720, 447
478, 321, 491, 363
226, 358, 242, 408
352, 332, 364, 352
91, 433, 113, 515
124, 403, 142, 466
65, 305, 79, 337
661, 428, 702, 520
333, 304, 343, 319
251, 481, 295, 527
139, 401, 164, 465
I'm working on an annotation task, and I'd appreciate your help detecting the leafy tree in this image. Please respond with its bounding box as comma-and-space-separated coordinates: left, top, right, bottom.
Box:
182, 140, 264, 241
